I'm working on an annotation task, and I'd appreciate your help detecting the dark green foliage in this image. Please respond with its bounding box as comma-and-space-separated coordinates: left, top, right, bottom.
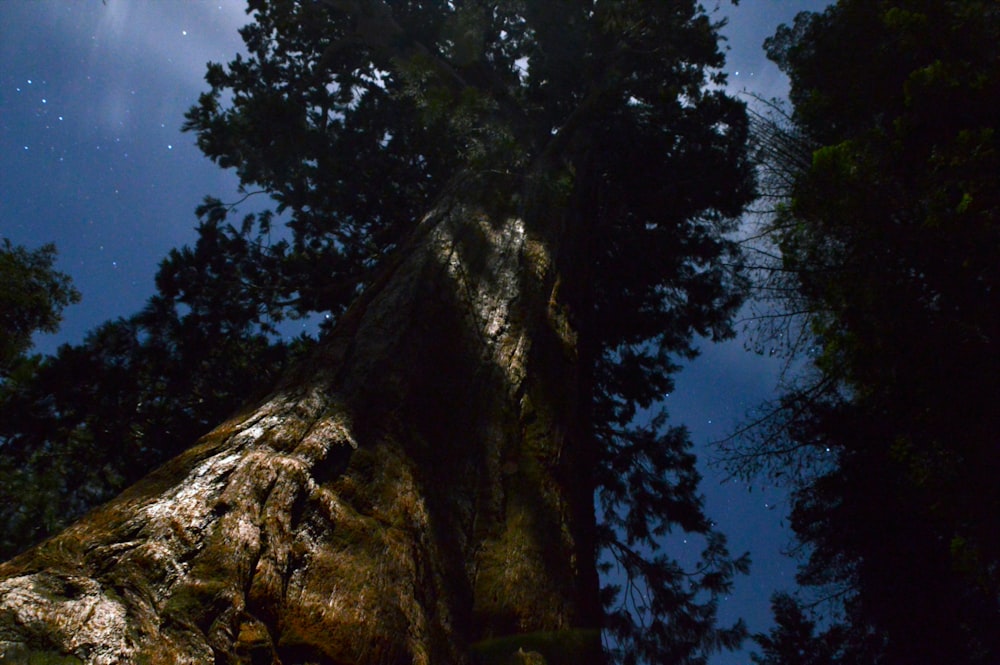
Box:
181, 0, 458, 319
739, 2, 1000, 663
1, 2, 754, 662
0, 239, 80, 375
596, 414, 749, 664
751, 593, 871, 665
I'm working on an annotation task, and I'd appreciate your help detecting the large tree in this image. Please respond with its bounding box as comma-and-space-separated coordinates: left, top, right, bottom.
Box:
0, 1, 754, 663
728, 2, 1000, 663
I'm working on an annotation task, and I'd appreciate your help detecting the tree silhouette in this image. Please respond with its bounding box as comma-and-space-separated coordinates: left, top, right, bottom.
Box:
730, 2, 1000, 663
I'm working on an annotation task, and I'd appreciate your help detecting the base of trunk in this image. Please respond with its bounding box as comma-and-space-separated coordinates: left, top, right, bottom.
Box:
0, 199, 602, 665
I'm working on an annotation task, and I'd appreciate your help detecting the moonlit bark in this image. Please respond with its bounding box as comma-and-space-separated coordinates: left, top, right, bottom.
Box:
0, 188, 601, 665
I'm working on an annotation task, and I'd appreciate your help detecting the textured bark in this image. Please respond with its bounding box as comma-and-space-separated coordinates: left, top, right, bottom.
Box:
0, 190, 601, 664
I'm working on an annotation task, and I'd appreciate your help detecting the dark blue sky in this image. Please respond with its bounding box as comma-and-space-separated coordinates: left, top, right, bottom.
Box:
1, 2, 832, 662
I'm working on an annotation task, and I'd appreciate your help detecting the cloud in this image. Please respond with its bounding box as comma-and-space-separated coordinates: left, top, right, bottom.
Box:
95, 1, 250, 86
22, 2, 250, 134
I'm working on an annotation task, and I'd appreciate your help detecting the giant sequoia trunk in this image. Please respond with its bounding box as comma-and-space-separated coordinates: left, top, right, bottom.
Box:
0, 182, 602, 664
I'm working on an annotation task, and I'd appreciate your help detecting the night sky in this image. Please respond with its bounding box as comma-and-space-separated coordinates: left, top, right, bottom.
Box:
1, 2, 832, 662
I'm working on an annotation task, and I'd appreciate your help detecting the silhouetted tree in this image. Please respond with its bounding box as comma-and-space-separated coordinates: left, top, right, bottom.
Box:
750, 593, 873, 665
0, 238, 79, 375
728, 2, 1000, 663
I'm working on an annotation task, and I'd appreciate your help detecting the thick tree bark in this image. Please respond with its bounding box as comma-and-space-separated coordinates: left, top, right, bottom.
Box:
0, 185, 602, 664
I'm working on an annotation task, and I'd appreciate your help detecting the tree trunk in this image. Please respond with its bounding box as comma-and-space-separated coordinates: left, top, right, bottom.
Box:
0, 183, 602, 664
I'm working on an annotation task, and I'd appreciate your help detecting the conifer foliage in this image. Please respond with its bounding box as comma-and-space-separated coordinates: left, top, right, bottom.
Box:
0, 239, 79, 375
738, 2, 1000, 663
